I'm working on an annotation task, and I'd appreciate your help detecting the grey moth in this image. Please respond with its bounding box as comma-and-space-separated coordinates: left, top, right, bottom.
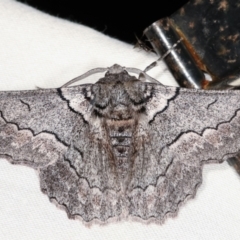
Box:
0, 64, 239, 224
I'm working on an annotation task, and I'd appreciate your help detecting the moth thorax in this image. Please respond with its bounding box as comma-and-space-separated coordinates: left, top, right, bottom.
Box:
109, 104, 133, 120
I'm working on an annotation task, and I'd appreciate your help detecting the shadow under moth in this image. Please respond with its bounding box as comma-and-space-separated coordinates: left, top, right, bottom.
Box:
0, 64, 239, 224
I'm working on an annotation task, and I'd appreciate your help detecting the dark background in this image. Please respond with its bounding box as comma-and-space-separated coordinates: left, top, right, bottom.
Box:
16, 0, 189, 44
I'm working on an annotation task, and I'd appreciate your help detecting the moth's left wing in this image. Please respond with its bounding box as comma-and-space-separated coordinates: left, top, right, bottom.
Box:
127, 85, 240, 222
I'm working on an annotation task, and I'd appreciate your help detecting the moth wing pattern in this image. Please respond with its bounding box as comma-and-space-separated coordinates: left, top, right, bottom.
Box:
0, 87, 122, 222
127, 85, 240, 221
1, 68, 240, 224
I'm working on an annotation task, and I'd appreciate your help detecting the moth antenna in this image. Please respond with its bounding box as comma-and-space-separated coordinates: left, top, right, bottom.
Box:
61, 67, 108, 88
125, 67, 161, 84
143, 38, 183, 73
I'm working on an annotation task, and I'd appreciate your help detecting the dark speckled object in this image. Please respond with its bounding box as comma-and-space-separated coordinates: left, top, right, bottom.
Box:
145, 0, 240, 89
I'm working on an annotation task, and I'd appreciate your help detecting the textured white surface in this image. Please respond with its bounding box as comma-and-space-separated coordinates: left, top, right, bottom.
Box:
0, 0, 240, 239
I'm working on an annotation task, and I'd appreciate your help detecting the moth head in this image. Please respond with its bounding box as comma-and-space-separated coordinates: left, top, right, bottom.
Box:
89, 72, 154, 120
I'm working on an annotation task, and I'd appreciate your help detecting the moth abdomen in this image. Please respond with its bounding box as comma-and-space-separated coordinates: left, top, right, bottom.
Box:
111, 136, 131, 145
104, 119, 135, 181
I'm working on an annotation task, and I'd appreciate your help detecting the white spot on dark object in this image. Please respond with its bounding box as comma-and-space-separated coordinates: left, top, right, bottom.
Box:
218, 0, 228, 11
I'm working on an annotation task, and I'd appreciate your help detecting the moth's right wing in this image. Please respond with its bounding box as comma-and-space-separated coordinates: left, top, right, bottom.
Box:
0, 86, 122, 223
